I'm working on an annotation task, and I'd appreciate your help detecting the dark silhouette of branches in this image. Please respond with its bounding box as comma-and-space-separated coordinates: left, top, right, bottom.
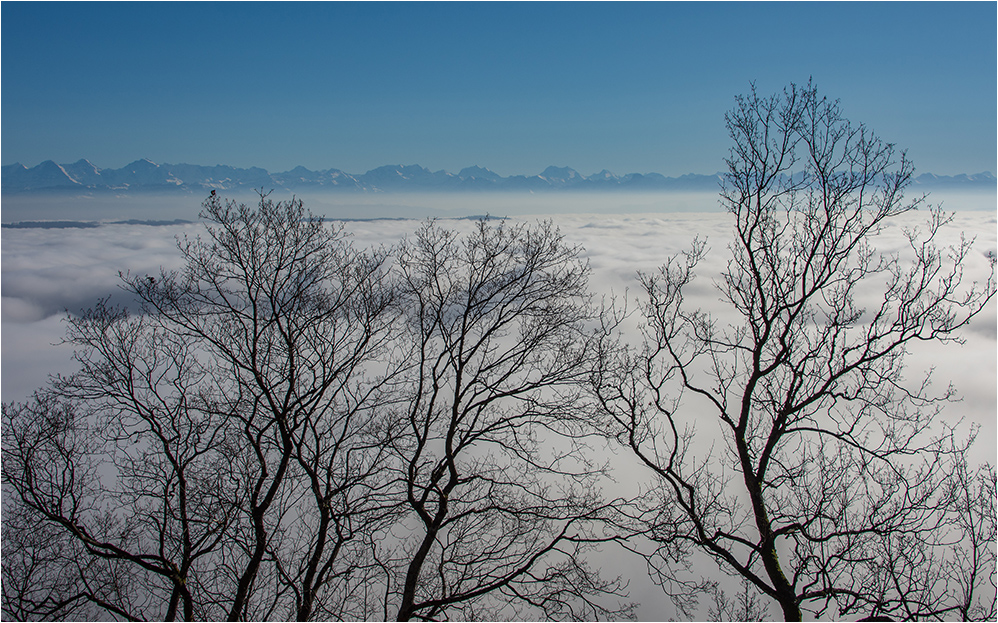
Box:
2, 198, 633, 621
7, 83, 991, 622
3, 193, 400, 621
385, 219, 632, 621
592, 80, 996, 621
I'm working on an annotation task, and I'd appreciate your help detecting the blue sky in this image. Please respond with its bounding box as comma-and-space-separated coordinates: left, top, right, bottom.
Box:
2, 1, 995, 177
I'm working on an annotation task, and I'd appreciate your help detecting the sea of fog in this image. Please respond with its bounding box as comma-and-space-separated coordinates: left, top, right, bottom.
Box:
3, 190, 994, 441
2, 190, 995, 619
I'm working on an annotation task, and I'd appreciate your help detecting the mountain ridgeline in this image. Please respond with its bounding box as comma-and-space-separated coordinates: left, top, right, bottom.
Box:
3, 159, 995, 195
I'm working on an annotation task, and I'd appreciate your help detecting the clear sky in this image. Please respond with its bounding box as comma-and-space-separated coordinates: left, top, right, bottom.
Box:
2, 1, 995, 177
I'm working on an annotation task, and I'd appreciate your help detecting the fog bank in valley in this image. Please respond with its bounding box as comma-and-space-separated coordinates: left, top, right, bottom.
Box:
5, 190, 994, 420
2, 192, 994, 618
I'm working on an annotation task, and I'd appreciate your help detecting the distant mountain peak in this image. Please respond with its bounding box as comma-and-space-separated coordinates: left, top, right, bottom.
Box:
458, 165, 502, 182
460, 165, 495, 174
912, 171, 997, 186
540, 165, 581, 178
3, 159, 994, 195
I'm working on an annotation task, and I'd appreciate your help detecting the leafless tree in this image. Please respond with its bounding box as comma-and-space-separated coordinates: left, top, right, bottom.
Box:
382, 219, 632, 621
3, 193, 400, 621
2, 393, 161, 622
591, 81, 996, 621
866, 455, 997, 621
3, 198, 638, 622
3, 319, 233, 621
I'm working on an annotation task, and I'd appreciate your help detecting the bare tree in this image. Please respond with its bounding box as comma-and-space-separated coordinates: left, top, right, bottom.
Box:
866, 455, 997, 621
383, 219, 632, 621
3, 325, 231, 621
3, 198, 637, 622
3, 193, 400, 621
2, 393, 166, 622
592, 81, 996, 621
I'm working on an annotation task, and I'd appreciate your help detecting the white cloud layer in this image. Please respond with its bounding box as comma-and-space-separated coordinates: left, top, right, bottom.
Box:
4, 202, 994, 437
2, 195, 994, 618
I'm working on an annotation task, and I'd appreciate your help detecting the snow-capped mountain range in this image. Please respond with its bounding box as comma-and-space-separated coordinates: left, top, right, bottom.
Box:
2, 159, 995, 195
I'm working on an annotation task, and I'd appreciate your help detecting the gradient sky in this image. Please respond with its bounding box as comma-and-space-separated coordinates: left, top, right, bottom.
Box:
2, 1, 995, 177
